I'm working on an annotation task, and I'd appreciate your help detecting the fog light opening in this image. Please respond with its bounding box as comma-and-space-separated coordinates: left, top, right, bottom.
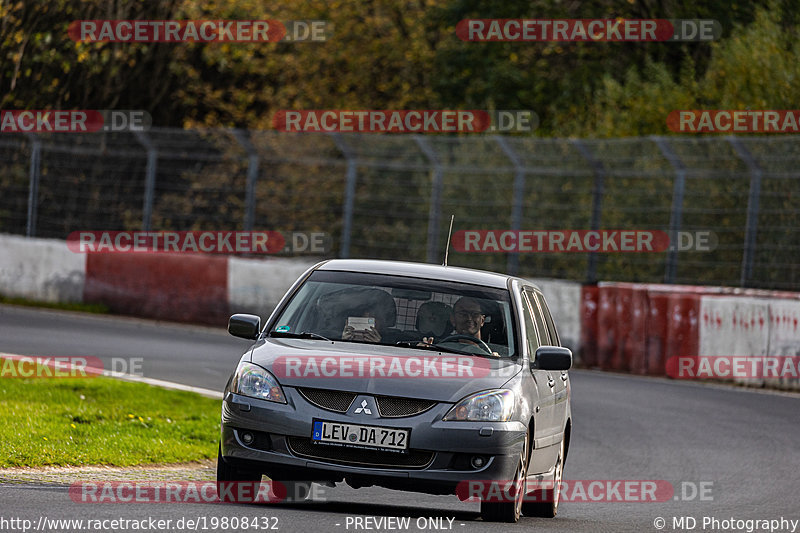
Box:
471, 455, 487, 469
241, 432, 255, 445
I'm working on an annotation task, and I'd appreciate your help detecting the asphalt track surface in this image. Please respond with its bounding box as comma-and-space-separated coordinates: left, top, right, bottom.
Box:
1, 304, 799, 533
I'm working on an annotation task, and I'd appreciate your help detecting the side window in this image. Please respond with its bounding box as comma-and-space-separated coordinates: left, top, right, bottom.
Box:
519, 291, 540, 358
535, 292, 560, 347
524, 290, 551, 347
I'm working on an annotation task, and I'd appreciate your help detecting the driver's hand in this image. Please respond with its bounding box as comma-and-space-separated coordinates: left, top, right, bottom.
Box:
363, 326, 381, 342
417, 336, 434, 347
342, 325, 355, 340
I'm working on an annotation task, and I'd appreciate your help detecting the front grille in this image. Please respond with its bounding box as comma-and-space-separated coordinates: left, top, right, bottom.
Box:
376, 396, 438, 418
287, 437, 434, 469
299, 388, 437, 418
298, 388, 357, 413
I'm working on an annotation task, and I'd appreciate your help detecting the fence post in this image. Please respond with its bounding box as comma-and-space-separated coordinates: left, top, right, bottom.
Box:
494, 136, 525, 275
25, 133, 41, 237
727, 137, 762, 287
652, 136, 686, 284
330, 133, 357, 259
134, 131, 157, 232
232, 129, 260, 232
569, 139, 605, 283
414, 136, 444, 264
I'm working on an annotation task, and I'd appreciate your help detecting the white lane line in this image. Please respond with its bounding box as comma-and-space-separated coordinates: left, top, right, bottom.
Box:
0, 352, 222, 399
100, 370, 223, 399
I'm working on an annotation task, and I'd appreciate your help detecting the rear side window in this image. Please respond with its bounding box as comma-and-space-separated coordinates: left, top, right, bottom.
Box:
534, 292, 560, 347
519, 291, 540, 358
523, 290, 551, 347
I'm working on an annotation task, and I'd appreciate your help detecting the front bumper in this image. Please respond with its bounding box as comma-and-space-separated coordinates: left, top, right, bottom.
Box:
220, 388, 526, 495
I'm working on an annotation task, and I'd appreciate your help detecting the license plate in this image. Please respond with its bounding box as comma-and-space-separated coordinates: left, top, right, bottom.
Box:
311, 420, 409, 451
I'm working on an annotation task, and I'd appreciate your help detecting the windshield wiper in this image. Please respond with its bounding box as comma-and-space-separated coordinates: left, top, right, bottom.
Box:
269, 331, 332, 342
394, 340, 478, 356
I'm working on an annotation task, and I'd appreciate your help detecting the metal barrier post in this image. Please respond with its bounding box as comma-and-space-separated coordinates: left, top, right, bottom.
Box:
233, 129, 260, 232
331, 133, 357, 258
494, 136, 525, 275
134, 131, 157, 232
25, 133, 41, 237
727, 137, 762, 286
652, 136, 686, 284
570, 139, 605, 283
414, 136, 444, 264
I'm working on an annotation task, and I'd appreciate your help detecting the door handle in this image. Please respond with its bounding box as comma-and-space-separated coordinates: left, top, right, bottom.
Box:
561, 373, 568, 381
548, 378, 555, 387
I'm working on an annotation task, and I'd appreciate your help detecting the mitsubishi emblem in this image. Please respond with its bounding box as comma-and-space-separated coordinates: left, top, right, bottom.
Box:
354, 399, 372, 415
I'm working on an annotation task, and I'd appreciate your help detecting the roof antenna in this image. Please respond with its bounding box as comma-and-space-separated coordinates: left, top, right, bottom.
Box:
443, 215, 455, 267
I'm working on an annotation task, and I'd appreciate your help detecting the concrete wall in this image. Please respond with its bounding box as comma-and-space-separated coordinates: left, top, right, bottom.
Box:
0, 234, 318, 325
3, 234, 799, 390
84, 252, 230, 325
0, 234, 85, 302
699, 295, 800, 389
578, 281, 800, 390
227, 257, 317, 320
527, 278, 582, 361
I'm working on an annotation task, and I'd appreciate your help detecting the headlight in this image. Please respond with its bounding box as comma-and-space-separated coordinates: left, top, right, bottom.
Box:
231, 362, 286, 403
443, 390, 514, 422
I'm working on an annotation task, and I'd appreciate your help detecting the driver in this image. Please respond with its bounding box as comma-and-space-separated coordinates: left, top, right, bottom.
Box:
419, 297, 498, 357
450, 297, 485, 340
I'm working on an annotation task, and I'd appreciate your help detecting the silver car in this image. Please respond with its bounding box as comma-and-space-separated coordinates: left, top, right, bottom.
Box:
217, 259, 572, 522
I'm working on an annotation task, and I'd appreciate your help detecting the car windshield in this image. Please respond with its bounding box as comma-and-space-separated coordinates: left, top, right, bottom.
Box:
269, 270, 518, 358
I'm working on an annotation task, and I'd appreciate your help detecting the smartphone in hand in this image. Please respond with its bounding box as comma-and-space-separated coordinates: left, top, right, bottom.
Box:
346, 316, 375, 340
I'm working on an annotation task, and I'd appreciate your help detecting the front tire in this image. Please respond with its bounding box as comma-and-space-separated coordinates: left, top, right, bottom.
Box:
480, 432, 529, 523
523, 436, 565, 518
216, 446, 262, 503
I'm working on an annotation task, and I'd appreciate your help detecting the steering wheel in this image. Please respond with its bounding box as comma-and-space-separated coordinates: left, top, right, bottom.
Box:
437, 334, 493, 355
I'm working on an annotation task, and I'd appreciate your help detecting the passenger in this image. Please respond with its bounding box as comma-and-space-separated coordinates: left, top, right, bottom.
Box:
416, 301, 452, 342
341, 289, 400, 343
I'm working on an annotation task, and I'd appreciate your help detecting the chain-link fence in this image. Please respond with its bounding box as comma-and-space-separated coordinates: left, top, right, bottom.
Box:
1, 128, 799, 290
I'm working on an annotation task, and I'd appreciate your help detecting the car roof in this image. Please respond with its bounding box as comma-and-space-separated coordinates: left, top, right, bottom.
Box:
315, 259, 537, 291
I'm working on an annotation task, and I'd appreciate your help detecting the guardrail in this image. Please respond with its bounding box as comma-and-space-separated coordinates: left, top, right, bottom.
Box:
1, 130, 799, 289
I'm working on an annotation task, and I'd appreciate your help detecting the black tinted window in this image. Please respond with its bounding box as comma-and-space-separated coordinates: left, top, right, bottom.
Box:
535, 292, 560, 347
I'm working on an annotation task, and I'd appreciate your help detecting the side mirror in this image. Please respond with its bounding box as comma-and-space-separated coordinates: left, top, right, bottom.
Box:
534, 346, 572, 371
228, 314, 261, 340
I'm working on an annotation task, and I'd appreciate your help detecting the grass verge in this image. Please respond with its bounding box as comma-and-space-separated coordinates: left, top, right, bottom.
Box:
0, 358, 220, 467
0, 295, 109, 314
